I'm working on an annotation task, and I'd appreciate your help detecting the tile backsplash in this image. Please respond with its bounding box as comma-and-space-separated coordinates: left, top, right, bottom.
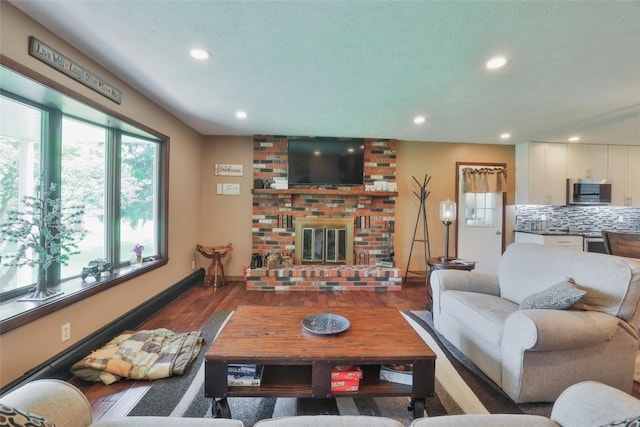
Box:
515, 205, 640, 233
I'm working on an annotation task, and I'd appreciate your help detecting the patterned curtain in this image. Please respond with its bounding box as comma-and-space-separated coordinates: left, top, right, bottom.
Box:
463, 167, 507, 193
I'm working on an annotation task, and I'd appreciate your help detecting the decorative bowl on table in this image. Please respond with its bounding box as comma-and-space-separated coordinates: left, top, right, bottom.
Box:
302, 313, 350, 335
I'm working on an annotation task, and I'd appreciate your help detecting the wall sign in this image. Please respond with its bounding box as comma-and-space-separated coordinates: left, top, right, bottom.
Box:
215, 164, 243, 176
28, 36, 123, 104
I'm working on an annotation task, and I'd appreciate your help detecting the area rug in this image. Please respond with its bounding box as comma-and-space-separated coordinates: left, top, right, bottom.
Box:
128, 310, 552, 426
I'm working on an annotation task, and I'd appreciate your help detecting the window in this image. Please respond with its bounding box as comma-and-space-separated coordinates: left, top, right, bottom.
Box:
0, 64, 168, 329
119, 134, 159, 262
0, 96, 42, 292
60, 117, 107, 279
464, 192, 497, 226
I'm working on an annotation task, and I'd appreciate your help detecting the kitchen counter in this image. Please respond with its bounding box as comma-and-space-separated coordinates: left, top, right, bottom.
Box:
514, 231, 586, 251
515, 229, 602, 238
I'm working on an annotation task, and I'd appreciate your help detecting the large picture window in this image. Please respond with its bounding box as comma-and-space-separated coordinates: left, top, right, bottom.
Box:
0, 64, 168, 329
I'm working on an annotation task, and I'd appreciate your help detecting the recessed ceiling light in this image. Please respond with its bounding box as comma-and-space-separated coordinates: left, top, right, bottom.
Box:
486, 56, 508, 70
500, 133, 511, 140
189, 48, 211, 60
235, 111, 248, 119
413, 116, 426, 124
568, 136, 581, 142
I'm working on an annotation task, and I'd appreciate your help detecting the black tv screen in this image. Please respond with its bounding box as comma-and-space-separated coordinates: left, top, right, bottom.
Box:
287, 139, 365, 186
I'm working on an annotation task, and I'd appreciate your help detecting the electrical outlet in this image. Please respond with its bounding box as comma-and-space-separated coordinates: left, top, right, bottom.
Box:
61, 323, 71, 342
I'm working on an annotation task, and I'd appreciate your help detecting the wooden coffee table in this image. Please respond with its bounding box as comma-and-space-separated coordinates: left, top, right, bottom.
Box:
204, 305, 436, 419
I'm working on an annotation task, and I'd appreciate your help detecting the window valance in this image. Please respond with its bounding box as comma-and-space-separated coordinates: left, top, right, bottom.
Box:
463, 167, 507, 193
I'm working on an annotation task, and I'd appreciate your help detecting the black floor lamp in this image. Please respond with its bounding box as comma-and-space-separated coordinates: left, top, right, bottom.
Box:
439, 199, 457, 261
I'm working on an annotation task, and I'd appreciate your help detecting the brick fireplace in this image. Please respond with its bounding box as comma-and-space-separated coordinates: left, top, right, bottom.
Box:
248, 135, 401, 291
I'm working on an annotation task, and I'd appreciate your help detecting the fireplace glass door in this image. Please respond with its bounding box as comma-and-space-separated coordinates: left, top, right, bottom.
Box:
301, 227, 347, 263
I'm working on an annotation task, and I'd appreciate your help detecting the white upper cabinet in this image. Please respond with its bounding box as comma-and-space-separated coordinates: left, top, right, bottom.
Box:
566, 144, 608, 179
516, 142, 567, 205
608, 145, 640, 206
518, 142, 638, 206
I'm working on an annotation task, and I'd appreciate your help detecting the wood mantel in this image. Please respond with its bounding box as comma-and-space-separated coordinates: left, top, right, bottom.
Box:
252, 188, 398, 197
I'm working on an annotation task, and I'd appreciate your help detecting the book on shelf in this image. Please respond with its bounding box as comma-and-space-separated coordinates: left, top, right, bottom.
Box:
228, 364, 264, 386
227, 363, 259, 375
331, 364, 363, 380
331, 378, 360, 392
379, 363, 412, 386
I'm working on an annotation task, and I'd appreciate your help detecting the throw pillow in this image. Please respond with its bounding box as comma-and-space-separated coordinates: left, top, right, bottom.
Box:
0, 403, 56, 427
518, 279, 587, 310
600, 415, 640, 427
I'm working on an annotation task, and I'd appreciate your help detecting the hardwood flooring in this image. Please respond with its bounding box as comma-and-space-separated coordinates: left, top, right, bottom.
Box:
68, 279, 640, 421
70, 279, 429, 421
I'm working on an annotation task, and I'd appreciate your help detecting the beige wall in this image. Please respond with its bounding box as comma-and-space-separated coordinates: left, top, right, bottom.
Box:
198, 138, 515, 279
395, 141, 515, 275
0, 3, 205, 387
198, 136, 254, 277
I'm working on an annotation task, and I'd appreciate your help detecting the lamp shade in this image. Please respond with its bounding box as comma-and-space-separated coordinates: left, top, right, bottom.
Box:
440, 199, 457, 222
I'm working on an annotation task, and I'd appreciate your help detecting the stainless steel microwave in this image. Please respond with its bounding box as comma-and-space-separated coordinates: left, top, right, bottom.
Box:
566, 178, 612, 205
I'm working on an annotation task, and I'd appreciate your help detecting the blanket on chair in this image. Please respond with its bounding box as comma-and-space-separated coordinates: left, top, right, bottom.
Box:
70, 328, 203, 385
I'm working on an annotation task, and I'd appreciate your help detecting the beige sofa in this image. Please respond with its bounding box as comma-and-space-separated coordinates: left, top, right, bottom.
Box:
431, 242, 640, 403
0, 379, 403, 427
0, 379, 243, 427
1, 379, 638, 427
410, 381, 640, 427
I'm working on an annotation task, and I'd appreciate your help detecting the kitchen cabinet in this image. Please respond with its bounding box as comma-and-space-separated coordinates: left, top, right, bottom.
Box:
566, 144, 608, 179
516, 142, 567, 205
607, 145, 640, 206
514, 232, 583, 252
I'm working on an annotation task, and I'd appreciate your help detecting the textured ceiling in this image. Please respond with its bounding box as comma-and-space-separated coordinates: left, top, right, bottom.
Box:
9, 1, 640, 145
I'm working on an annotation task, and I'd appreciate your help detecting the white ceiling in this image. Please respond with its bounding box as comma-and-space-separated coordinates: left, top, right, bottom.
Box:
10, 1, 640, 145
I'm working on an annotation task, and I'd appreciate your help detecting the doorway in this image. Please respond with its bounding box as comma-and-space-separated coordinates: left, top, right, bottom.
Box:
455, 163, 506, 275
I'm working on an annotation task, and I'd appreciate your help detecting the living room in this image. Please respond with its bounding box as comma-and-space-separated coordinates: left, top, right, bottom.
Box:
1, 2, 639, 424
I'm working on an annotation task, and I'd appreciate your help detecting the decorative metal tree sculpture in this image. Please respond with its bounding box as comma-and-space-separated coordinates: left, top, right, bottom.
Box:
1, 179, 86, 300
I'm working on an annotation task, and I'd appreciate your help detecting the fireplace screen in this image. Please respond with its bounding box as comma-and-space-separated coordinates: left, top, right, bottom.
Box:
302, 227, 347, 263
295, 217, 354, 265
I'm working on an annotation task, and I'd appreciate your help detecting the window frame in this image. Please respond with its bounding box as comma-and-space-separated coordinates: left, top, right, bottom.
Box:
0, 56, 169, 334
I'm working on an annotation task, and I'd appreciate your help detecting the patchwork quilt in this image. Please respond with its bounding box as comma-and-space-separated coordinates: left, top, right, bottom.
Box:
70, 328, 203, 385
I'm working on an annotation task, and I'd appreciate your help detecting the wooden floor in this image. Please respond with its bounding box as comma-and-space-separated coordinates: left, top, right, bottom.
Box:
70, 279, 429, 421
69, 279, 640, 421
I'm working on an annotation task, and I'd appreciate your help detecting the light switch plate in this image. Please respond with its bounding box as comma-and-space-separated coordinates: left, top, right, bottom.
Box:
222, 183, 240, 195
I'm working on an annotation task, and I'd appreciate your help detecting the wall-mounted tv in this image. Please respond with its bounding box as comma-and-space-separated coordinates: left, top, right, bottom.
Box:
287, 138, 365, 186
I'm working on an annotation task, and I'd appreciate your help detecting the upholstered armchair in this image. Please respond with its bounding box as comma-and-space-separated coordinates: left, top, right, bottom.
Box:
430, 242, 640, 403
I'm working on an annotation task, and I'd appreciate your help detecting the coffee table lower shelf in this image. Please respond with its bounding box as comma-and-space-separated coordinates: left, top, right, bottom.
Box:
205, 363, 433, 419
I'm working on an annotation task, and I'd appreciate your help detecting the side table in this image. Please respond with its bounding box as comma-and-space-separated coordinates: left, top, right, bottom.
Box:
426, 257, 476, 310
195, 243, 233, 287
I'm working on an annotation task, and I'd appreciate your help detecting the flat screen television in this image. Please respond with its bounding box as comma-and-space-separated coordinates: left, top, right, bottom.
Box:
287, 139, 365, 186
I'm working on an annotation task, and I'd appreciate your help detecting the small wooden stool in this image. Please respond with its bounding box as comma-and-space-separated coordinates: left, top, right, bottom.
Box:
196, 243, 233, 287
